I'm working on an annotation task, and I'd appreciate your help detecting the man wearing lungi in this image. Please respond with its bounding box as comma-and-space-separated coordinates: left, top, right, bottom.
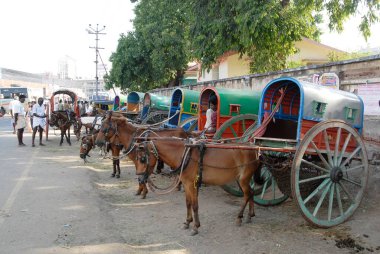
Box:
14, 95, 27, 146
31, 97, 47, 147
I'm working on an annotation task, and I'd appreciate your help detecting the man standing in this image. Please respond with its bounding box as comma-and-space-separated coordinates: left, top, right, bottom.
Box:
9, 95, 19, 134
14, 95, 27, 146
31, 97, 47, 147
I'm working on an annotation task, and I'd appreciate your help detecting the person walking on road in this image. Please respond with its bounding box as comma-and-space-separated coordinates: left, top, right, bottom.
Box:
31, 97, 47, 147
14, 95, 27, 146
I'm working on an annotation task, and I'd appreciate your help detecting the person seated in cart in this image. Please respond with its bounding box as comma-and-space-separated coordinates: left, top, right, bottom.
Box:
204, 94, 217, 133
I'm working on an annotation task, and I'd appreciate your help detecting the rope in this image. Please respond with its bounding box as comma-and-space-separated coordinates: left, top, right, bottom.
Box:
147, 147, 191, 195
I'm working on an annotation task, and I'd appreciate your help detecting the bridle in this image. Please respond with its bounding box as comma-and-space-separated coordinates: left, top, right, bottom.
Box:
137, 140, 160, 178
99, 119, 137, 158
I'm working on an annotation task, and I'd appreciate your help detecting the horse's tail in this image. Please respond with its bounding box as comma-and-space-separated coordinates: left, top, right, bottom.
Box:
253, 164, 264, 185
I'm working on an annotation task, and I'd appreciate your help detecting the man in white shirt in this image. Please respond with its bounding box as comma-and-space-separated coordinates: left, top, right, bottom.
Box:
31, 97, 47, 147
14, 95, 27, 146
9, 96, 19, 134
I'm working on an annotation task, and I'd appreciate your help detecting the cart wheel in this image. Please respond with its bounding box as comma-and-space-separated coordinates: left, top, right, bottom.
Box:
212, 114, 258, 196
213, 114, 258, 142
141, 111, 168, 125
291, 120, 368, 227
179, 116, 198, 131
253, 166, 289, 206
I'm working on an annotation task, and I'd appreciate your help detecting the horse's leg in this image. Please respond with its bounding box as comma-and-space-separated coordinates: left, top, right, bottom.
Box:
237, 174, 255, 226
183, 183, 193, 230
111, 160, 116, 177
190, 187, 200, 236
60, 129, 64, 146
141, 183, 148, 199
135, 182, 143, 196
67, 126, 71, 145
116, 159, 120, 178
156, 159, 164, 174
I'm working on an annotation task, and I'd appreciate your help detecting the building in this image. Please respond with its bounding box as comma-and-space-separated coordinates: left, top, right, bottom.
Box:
199, 38, 347, 82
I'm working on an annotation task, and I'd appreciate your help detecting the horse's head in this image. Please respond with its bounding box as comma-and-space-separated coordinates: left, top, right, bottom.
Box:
79, 135, 94, 160
95, 116, 136, 148
134, 141, 159, 176
95, 116, 121, 147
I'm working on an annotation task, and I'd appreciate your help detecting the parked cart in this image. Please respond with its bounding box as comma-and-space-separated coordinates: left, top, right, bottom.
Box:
212, 77, 368, 227
166, 88, 200, 130
140, 93, 170, 124
197, 86, 261, 139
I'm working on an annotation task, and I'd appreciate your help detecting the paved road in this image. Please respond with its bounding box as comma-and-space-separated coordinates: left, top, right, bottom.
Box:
0, 115, 123, 253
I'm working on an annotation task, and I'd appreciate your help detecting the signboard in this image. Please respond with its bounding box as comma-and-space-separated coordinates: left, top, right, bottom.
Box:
319, 73, 339, 90
357, 84, 380, 116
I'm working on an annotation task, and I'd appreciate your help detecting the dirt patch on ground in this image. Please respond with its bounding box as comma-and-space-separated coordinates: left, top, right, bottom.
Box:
82, 144, 380, 254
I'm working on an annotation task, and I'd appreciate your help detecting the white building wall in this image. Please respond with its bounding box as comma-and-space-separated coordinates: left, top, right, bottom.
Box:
219, 61, 228, 79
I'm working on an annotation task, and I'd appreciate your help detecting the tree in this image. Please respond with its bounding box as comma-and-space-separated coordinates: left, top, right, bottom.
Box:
105, 32, 153, 92
108, 0, 191, 92
189, 0, 379, 73
108, 0, 379, 90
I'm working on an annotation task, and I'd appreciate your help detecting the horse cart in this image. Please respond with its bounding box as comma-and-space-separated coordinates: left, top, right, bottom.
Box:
46, 89, 80, 145
165, 88, 200, 130
209, 77, 368, 227
112, 94, 128, 111
196, 86, 261, 139
140, 92, 171, 124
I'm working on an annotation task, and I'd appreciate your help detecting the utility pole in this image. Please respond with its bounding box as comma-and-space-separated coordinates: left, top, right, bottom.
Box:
87, 24, 106, 100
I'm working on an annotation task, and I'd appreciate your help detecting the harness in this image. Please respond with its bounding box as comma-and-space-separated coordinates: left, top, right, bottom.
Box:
194, 142, 207, 192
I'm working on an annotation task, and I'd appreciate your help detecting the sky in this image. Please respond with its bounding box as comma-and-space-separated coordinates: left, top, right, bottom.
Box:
0, 1, 379, 79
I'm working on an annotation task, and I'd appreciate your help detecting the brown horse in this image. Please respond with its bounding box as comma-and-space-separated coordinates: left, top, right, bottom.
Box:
79, 130, 123, 178
49, 111, 80, 145
95, 115, 191, 198
134, 137, 262, 235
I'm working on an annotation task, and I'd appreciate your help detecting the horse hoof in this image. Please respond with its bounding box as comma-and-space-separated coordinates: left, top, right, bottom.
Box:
236, 218, 242, 227
135, 192, 141, 196
183, 223, 189, 230
190, 229, 198, 236
111, 174, 115, 177
116, 175, 120, 179
245, 217, 252, 224
141, 195, 146, 199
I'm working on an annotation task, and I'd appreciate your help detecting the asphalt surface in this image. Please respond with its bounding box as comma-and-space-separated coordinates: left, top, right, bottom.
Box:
0, 115, 121, 253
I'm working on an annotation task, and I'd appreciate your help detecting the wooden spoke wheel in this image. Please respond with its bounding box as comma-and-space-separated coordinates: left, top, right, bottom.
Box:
252, 166, 289, 206
212, 114, 260, 196
291, 120, 368, 227
179, 116, 198, 132
213, 114, 258, 142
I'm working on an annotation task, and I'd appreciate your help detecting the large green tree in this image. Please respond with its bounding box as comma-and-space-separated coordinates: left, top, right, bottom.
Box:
108, 0, 379, 90
190, 0, 379, 73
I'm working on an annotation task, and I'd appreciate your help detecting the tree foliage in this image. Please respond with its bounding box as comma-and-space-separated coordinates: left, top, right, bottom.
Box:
107, 0, 379, 91
107, 0, 191, 92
